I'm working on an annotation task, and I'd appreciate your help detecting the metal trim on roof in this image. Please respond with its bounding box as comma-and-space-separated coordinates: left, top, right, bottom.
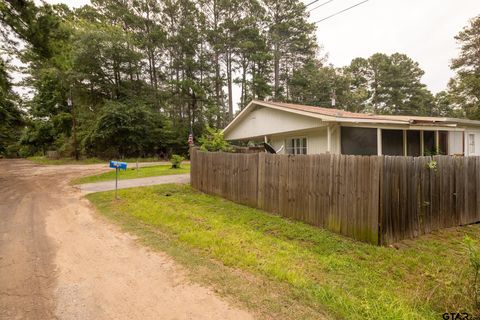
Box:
222, 100, 480, 136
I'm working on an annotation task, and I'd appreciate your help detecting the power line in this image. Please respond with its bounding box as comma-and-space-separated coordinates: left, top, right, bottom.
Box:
314, 0, 369, 24
309, 0, 334, 12
305, 0, 322, 6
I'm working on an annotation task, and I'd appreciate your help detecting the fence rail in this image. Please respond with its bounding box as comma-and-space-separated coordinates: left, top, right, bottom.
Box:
190, 148, 480, 245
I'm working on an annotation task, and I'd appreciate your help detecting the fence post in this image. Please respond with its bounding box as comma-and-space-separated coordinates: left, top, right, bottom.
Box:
257, 152, 266, 210
189, 147, 194, 188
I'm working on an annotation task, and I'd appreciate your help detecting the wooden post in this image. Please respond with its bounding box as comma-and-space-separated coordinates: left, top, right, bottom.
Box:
377, 128, 382, 156
435, 131, 440, 154
115, 167, 119, 200
420, 130, 424, 156
403, 130, 408, 156
257, 152, 266, 209
327, 125, 332, 153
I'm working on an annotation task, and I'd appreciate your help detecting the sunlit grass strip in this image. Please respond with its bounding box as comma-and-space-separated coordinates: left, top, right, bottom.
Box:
88, 184, 477, 320
72, 164, 190, 184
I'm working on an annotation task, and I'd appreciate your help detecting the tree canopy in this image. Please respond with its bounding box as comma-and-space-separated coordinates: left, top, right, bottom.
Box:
0, 1, 478, 158
447, 15, 480, 120
0, 59, 23, 155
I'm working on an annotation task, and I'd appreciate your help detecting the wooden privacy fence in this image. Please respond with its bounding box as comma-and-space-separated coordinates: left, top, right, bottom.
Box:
190, 148, 480, 245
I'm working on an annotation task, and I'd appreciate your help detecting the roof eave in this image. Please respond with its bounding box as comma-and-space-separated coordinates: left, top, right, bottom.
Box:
222, 100, 257, 136
222, 100, 480, 137
222, 100, 336, 137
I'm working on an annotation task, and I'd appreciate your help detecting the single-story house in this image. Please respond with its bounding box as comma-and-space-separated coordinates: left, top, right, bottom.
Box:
223, 100, 480, 156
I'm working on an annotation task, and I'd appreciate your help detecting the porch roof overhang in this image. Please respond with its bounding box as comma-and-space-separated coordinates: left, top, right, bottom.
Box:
222, 100, 480, 141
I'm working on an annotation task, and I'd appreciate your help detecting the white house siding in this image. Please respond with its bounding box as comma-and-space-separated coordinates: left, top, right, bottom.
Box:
224, 106, 325, 140
269, 127, 340, 155
448, 131, 464, 155
269, 136, 285, 154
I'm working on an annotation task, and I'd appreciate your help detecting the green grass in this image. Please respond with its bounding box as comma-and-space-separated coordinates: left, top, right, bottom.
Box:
72, 164, 190, 185
27, 156, 103, 165
87, 184, 479, 320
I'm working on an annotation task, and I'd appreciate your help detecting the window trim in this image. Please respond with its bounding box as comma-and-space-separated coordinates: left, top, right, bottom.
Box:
469, 133, 475, 155
285, 136, 308, 155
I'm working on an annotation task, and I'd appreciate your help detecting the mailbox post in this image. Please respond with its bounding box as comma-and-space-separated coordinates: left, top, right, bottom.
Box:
109, 160, 127, 199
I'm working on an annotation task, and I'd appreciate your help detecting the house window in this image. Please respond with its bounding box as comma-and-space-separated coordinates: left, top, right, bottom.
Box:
469, 134, 475, 155
286, 137, 307, 155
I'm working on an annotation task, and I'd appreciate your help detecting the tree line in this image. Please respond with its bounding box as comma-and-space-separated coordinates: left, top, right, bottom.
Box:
0, 0, 478, 158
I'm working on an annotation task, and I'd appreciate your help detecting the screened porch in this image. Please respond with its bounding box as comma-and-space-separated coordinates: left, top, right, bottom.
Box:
340, 127, 465, 156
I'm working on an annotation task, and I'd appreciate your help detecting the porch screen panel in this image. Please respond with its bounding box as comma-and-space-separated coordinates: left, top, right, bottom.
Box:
382, 129, 404, 156
407, 131, 421, 157
438, 131, 448, 155
424, 131, 435, 155
341, 127, 377, 155
448, 131, 464, 155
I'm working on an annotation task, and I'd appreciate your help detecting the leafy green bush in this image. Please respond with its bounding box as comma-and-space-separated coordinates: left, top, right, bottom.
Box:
465, 236, 480, 310
83, 101, 163, 158
198, 126, 232, 152
4, 144, 21, 158
170, 154, 184, 169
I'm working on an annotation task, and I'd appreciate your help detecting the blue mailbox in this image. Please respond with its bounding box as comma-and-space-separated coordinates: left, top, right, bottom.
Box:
110, 161, 127, 200
109, 160, 127, 171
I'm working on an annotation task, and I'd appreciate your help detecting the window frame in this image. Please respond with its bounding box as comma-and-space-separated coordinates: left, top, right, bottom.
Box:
285, 137, 308, 155
469, 133, 475, 155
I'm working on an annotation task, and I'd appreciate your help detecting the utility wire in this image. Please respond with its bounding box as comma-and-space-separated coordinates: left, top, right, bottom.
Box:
309, 0, 334, 12
305, 0, 324, 7
314, 0, 369, 23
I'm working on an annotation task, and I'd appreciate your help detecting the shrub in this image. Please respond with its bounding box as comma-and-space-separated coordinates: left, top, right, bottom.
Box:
4, 144, 21, 158
198, 126, 232, 152
170, 154, 184, 169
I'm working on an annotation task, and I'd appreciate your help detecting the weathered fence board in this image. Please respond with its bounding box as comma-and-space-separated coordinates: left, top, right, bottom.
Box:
190, 148, 480, 245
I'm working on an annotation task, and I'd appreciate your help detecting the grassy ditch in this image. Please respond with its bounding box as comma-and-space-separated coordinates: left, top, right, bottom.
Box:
88, 184, 479, 320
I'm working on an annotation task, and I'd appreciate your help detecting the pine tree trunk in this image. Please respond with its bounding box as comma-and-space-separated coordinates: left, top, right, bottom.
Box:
215, 50, 222, 127
252, 62, 256, 99
241, 58, 247, 109
227, 50, 233, 120
274, 43, 280, 101
148, 52, 154, 87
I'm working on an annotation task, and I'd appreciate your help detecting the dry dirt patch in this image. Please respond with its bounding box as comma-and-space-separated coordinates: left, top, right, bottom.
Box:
0, 159, 252, 320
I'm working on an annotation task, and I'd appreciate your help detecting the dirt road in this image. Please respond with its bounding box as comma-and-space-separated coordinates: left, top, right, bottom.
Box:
0, 160, 252, 320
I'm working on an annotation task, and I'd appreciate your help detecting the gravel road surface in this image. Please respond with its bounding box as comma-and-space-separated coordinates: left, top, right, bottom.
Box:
0, 159, 251, 320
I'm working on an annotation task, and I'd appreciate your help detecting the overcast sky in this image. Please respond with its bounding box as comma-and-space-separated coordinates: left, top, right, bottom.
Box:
40, 0, 479, 101
304, 0, 479, 93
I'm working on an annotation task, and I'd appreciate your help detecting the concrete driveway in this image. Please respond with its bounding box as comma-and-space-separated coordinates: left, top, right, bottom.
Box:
76, 174, 190, 194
